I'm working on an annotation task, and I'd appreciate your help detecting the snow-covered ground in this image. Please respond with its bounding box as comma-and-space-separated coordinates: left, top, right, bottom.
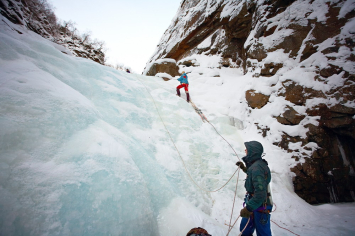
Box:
1, 16, 355, 236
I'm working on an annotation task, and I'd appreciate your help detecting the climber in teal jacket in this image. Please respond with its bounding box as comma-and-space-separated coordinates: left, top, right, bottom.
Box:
176, 71, 190, 102
236, 141, 273, 236
177, 72, 189, 84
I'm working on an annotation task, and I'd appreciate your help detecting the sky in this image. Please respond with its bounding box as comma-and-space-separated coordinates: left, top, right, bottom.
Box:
49, 0, 182, 73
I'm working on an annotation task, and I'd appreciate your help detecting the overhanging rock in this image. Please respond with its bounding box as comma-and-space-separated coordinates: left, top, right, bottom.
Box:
144, 58, 180, 78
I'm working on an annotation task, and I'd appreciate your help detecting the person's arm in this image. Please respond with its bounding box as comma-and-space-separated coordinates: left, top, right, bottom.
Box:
246, 174, 267, 211
236, 162, 247, 173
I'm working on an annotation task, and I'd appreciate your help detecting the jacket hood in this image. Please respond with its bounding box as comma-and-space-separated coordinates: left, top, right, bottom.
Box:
242, 141, 264, 166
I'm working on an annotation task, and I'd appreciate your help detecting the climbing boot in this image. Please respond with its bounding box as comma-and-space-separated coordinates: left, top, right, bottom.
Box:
176, 89, 181, 97
186, 92, 190, 103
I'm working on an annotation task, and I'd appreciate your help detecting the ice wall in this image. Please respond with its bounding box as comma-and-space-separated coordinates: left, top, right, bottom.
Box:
0, 17, 242, 235
2, 15, 355, 236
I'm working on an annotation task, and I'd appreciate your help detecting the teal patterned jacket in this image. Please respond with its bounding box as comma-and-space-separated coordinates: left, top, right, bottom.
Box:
242, 141, 272, 211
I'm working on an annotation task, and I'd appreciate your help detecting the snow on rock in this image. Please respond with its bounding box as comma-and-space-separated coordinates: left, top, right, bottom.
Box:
147, 0, 355, 205
155, 72, 173, 80
0, 0, 106, 65
144, 58, 180, 77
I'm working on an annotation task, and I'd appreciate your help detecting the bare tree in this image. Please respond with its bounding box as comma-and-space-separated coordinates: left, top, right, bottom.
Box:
6, 0, 108, 65
93, 39, 106, 51
82, 31, 92, 44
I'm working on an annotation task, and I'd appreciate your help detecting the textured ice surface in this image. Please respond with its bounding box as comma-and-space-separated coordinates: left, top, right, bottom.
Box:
1, 14, 355, 236
0, 16, 241, 236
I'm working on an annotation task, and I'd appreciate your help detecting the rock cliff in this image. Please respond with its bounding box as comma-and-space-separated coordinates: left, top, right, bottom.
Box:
145, 0, 355, 204
0, 0, 106, 65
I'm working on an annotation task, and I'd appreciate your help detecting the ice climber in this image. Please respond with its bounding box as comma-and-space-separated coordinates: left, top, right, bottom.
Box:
176, 71, 190, 102
236, 141, 273, 236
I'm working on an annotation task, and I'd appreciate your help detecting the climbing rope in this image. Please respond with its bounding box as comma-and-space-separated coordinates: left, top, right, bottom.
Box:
187, 101, 302, 236
238, 218, 250, 236
134, 74, 245, 235
190, 100, 241, 162
271, 220, 301, 236
135, 75, 240, 192
134, 75, 300, 236
225, 214, 249, 236
206, 118, 240, 161
227, 167, 241, 234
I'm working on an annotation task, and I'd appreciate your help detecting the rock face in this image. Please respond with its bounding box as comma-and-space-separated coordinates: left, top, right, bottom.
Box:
55, 25, 106, 65
276, 106, 305, 125
145, 58, 180, 78
245, 90, 269, 109
0, 0, 106, 65
0, 0, 57, 38
147, 0, 355, 204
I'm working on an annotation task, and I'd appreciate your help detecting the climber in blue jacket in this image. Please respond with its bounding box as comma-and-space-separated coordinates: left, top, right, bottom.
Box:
176, 71, 190, 102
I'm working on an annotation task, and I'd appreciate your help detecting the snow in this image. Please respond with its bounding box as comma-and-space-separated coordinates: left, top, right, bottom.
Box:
155, 58, 177, 64
1, 13, 355, 236
143, 58, 177, 76
338, 0, 355, 18
155, 72, 173, 80
197, 34, 213, 49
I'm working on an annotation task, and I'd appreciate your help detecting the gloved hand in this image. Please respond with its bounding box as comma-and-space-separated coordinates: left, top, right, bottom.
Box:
236, 161, 247, 173
240, 207, 252, 218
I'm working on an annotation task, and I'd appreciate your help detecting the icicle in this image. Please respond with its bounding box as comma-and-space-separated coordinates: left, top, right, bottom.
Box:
336, 136, 355, 177
327, 186, 334, 203
337, 136, 350, 166
350, 191, 355, 202
229, 116, 244, 130
327, 185, 338, 203
327, 177, 338, 203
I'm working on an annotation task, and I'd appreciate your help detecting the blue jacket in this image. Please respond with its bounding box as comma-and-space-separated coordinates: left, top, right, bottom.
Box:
178, 73, 188, 84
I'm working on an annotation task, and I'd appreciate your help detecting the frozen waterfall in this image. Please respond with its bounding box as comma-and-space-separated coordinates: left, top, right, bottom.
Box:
1, 16, 355, 236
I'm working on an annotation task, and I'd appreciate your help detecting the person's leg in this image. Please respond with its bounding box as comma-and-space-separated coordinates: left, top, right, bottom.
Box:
240, 217, 255, 236
176, 84, 183, 96
184, 84, 190, 102
254, 211, 272, 236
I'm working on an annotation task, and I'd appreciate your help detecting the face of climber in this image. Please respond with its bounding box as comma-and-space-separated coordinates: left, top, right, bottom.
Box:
245, 148, 248, 155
